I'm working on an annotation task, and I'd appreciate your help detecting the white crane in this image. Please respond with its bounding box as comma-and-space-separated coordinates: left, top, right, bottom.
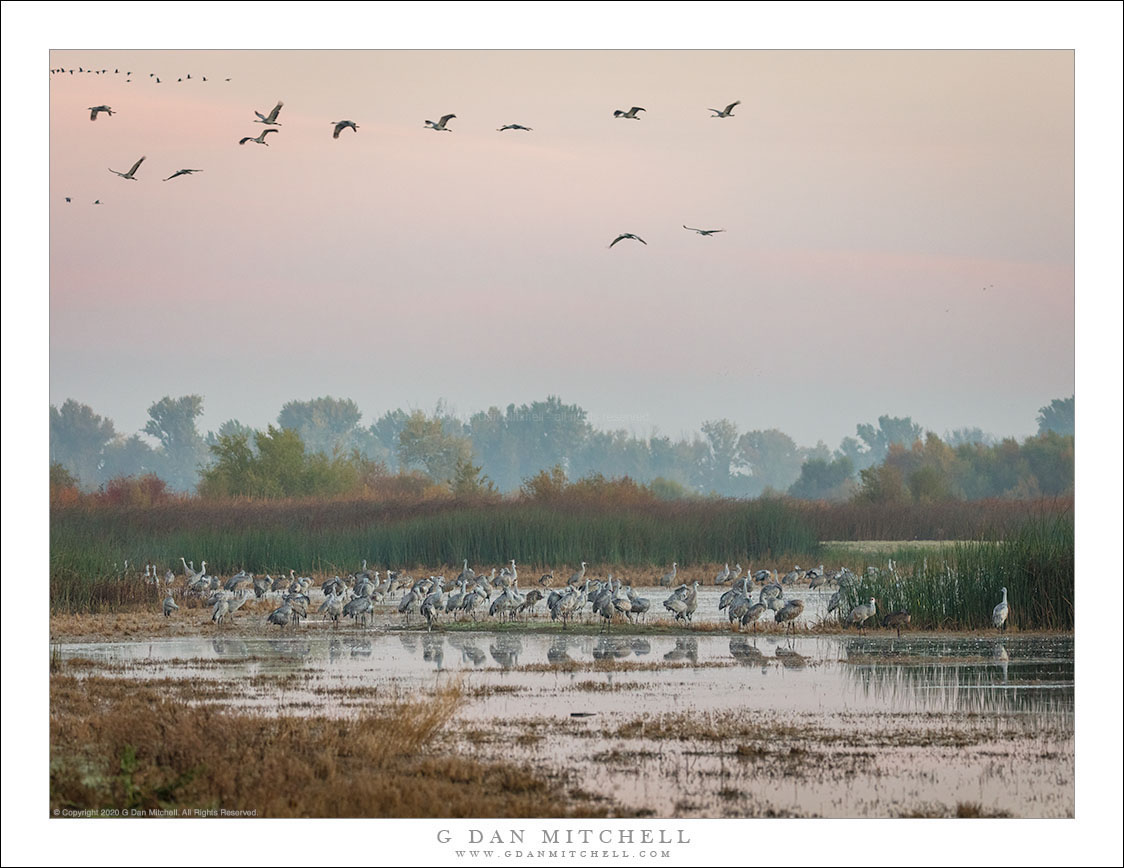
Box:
497, 123, 532, 131
108, 156, 145, 180
613, 106, 646, 119
993, 587, 1009, 631
424, 114, 456, 131
683, 225, 726, 236
88, 105, 114, 121
239, 129, 278, 146
254, 101, 284, 125
609, 233, 646, 248
708, 100, 740, 118
331, 120, 358, 138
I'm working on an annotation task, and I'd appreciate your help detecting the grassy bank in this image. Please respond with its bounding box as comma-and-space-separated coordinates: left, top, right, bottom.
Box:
50, 675, 607, 818
829, 515, 1074, 630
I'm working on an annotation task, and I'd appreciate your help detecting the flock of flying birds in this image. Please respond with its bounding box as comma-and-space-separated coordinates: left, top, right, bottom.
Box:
61, 73, 738, 244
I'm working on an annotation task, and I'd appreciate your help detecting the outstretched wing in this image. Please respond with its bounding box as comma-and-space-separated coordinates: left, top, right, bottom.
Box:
239, 136, 252, 144
609, 235, 625, 248
631, 107, 646, 115
266, 101, 284, 123
725, 100, 741, 113
89, 107, 99, 121
261, 128, 278, 139
635, 235, 647, 244
128, 156, 146, 175
439, 114, 456, 125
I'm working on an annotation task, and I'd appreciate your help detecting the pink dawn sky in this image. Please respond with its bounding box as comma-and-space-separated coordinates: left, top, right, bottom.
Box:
4, 5, 1123, 868
40, 45, 1078, 447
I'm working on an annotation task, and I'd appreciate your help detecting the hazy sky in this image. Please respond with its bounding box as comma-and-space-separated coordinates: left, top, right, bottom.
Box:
6, 5, 1123, 866
44, 47, 1076, 447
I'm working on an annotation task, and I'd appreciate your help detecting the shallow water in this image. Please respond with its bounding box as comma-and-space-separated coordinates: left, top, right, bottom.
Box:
57, 633, 1073, 817
58, 633, 1072, 718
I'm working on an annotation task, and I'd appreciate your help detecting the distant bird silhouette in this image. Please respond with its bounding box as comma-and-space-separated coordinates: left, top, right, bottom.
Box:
613, 106, 646, 119
93, 200, 102, 205
425, 114, 456, 131
331, 119, 359, 138
239, 129, 278, 146
65, 197, 71, 203
108, 156, 145, 179
88, 105, 114, 121
254, 101, 284, 125
683, 225, 725, 236
708, 100, 741, 117
497, 123, 533, 131
609, 233, 646, 248
163, 168, 203, 181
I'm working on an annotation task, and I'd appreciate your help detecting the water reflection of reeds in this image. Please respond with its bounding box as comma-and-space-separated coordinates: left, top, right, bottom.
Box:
841, 650, 1073, 718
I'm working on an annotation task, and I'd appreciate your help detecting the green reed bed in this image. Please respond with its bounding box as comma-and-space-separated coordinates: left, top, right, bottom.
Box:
829, 515, 1073, 631
50, 498, 819, 612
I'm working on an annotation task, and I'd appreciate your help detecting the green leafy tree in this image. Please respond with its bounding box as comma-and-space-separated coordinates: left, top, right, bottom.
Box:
449, 456, 498, 498
397, 410, 473, 483
99, 435, 162, 484
788, 456, 855, 500
739, 428, 803, 496
277, 396, 363, 456
855, 415, 923, 465
145, 395, 208, 491
49, 400, 117, 488
700, 419, 745, 495
1036, 396, 1074, 436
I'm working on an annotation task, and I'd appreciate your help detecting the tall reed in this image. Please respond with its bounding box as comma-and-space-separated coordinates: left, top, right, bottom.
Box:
50, 498, 820, 611
832, 515, 1073, 630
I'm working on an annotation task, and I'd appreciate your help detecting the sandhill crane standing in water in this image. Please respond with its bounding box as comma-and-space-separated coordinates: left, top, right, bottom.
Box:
88, 105, 114, 121
609, 233, 646, 248
240, 129, 278, 146
613, 106, 645, 119
993, 587, 1009, 631
331, 120, 358, 138
775, 599, 805, 634
108, 156, 145, 180
684, 226, 726, 236
882, 610, 911, 637
497, 123, 533, 131
254, 101, 284, 125
849, 598, 877, 634
425, 114, 456, 131
163, 168, 203, 181
708, 100, 741, 117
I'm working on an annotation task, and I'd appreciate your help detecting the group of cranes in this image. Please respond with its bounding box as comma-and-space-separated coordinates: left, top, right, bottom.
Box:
146, 554, 1012, 636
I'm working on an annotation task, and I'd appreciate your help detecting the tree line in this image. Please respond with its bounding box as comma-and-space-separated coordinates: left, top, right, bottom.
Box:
49, 394, 1074, 502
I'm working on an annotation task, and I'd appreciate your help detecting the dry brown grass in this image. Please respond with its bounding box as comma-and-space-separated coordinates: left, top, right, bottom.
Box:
50, 675, 608, 818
